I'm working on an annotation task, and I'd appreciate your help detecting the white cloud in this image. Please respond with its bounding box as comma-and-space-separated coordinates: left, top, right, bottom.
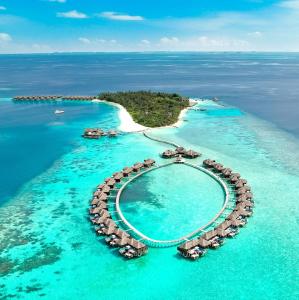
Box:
96, 39, 106, 43
279, 0, 299, 9
160, 37, 179, 44
57, 10, 88, 19
99, 11, 144, 21
141, 39, 150, 44
248, 31, 263, 37
0, 33, 12, 42
32, 43, 52, 52
0, 6, 6, 10
197, 36, 250, 49
78, 37, 91, 44
48, 0, 66, 3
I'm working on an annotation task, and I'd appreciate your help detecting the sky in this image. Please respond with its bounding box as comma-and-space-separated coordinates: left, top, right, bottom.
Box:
0, 0, 299, 53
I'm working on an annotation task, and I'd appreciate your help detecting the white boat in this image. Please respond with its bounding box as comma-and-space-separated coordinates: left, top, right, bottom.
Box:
54, 110, 64, 114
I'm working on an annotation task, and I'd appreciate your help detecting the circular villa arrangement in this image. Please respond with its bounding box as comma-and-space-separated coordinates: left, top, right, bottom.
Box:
88, 149, 254, 260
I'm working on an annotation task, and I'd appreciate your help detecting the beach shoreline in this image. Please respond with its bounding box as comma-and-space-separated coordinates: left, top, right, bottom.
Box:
94, 98, 196, 133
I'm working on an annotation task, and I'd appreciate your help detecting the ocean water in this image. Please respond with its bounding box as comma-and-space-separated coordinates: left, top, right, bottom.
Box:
0, 53, 299, 299
0, 52, 298, 137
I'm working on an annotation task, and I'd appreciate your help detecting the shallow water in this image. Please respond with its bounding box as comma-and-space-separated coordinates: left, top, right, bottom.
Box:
0, 98, 298, 299
120, 163, 225, 240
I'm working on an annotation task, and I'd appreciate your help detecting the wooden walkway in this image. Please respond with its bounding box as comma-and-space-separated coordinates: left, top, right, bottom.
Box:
143, 131, 180, 148
115, 161, 230, 247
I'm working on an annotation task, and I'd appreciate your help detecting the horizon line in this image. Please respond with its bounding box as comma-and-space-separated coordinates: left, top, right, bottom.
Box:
1, 50, 299, 55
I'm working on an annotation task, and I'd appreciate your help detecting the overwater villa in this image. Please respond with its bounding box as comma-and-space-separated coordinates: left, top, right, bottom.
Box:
162, 148, 200, 159
143, 158, 156, 167
132, 162, 144, 172
203, 159, 216, 168
105, 178, 116, 188
177, 239, 208, 260
13, 95, 96, 101
123, 167, 133, 176
107, 130, 118, 137
105, 228, 130, 247
119, 239, 148, 259
83, 128, 104, 139
113, 172, 124, 182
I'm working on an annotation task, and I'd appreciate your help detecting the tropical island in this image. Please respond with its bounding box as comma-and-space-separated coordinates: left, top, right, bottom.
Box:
98, 91, 190, 127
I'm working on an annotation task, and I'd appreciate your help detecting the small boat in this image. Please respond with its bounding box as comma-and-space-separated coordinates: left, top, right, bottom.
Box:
54, 110, 64, 114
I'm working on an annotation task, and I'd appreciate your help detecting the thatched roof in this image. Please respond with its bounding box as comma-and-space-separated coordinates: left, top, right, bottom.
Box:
214, 163, 224, 171
217, 220, 232, 230
178, 239, 198, 251
103, 224, 116, 235
97, 202, 107, 210
216, 228, 228, 238
121, 237, 132, 247
227, 211, 240, 221
101, 185, 111, 193
230, 173, 241, 179
91, 197, 100, 205
236, 194, 249, 202
123, 167, 133, 174
230, 218, 244, 227
97, 183, 106, 190
162, 150, 176, 157
235, 202, 253, 210
202, 230, 218, 240
133, 162, 143, 170
235, 180, 245, 188
237, 208, 252, 217
98, 193, 108, 201
203, 159, 216, 167
90, 207, 102, 215
185, 149, 200, 158
236, 187, 248, 195
144, 158, 155, 166
113, 228, 129, 239
127, 238, 147, 250
92, 215, 110, 224
197, 238, 210, 248
113, 172, 124, 180
176, 147, 186, 154
106, 178, 116, 187
222, 168, 232, 176
104, 218, 116, 227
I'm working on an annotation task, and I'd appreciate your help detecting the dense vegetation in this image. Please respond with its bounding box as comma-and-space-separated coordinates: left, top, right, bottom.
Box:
98, 91, 189, 127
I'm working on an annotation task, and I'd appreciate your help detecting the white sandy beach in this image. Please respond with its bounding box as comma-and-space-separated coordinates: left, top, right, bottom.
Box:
93, 98, 195, 133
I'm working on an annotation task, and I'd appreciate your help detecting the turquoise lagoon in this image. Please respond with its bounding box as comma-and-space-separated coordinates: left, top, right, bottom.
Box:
0, 99, 298, 299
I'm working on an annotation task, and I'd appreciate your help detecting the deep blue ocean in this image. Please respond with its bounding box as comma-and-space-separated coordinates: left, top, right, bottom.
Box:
0, 53, 298, 299
0, 52, 299, 136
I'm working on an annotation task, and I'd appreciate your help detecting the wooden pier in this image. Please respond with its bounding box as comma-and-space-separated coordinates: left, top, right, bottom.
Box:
13, 95, 97, 101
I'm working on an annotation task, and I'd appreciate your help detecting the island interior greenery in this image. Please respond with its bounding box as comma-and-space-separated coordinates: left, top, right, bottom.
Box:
98, 91, 189, 127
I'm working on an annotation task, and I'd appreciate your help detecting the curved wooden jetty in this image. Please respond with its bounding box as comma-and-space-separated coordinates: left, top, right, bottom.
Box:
115, 161, 230, 247
143, 131, 180, 148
